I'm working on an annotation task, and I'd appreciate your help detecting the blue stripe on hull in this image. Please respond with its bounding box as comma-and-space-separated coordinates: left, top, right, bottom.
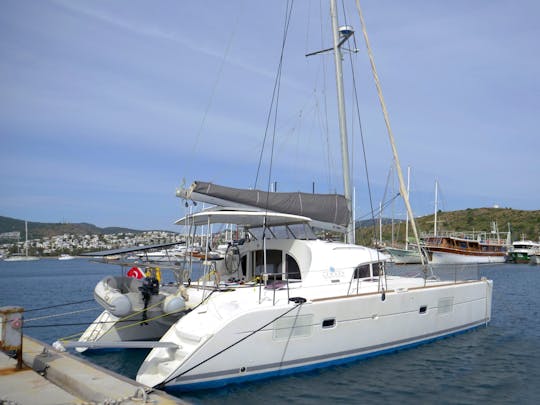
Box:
165, 321, 489, 392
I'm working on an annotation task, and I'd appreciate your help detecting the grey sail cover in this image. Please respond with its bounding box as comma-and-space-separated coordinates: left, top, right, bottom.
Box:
177, 181, 350, 227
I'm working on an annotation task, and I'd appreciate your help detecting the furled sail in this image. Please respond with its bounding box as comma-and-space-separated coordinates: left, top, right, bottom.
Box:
176, 181, 350, 228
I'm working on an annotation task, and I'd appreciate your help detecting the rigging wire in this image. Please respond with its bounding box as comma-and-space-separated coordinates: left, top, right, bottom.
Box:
336, 0, 388, 292
183, 1, 244, 178
318, 0, 334, 191
254, 0, 295, 189
336, 1, 379, 245
23, 299, 95, 313
355, 192, 400, 221
156, 298, 306, 389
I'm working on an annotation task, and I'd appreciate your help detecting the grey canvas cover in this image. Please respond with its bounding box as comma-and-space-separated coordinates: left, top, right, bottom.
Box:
177, 181, 350, 227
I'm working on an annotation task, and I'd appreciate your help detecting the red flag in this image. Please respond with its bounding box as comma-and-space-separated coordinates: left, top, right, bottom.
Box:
127, 266, 144, 279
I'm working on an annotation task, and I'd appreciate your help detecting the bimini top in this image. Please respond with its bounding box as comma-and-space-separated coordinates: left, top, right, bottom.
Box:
175, 207, 311, 228
176, 181, 349, 232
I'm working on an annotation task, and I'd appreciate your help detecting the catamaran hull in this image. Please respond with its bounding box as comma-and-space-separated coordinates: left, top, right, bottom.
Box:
76, 310, 182, 352
137, 280, 492, 390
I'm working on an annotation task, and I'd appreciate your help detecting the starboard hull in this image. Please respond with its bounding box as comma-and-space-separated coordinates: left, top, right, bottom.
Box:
137, 279, 492, 390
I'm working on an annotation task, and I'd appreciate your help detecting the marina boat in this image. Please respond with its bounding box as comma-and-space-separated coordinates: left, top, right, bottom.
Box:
530, 251, 540, 265
3, 221, 39, 262
421, 182, 509, 264
58, 254, 75, 260
3, 253, 40, 262
508, 238, 540, 263
384, 245, 423, 264
134, 2, 493, 390
420, 178, 511, 264
382, 168, 423, 265
420, 182, 509, 264
135, 188, 492, 390
422, 231, 509, 264
136, 246, 186, 263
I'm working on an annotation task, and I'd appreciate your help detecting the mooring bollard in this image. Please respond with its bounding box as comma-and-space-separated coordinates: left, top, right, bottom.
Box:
0, 306, 24, 369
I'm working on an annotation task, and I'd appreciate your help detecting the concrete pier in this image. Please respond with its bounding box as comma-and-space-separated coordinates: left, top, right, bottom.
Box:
0, 336, 185, 404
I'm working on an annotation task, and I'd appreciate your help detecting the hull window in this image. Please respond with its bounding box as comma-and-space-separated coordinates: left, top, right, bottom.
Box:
438, 297, 454, 314
273, 314, 313, 340
322, 318, 336, 328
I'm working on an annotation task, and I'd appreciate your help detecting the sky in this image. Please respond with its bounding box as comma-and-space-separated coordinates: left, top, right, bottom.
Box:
1, 0, 539, 232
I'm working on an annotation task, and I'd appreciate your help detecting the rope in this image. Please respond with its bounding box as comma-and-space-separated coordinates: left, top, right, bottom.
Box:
24, 299, 95, 313
58, 289, 217, 343
24, 307, 100, 322
57, 298, 181, 342
156, 298, 306, 389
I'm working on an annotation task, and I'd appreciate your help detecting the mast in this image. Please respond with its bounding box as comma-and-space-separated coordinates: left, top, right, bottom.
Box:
391, 166, 395, 246
405, 166, 410, 250
25, 220, 28, 257
330, 0, 354, 244
434, 180, 438, 236
379, 201, 383, 245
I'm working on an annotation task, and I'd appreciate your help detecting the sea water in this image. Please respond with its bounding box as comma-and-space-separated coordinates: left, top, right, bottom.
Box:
0, 259, 539, 404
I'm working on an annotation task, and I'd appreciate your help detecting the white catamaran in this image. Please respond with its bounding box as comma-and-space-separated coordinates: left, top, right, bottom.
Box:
133, 2, 493, 391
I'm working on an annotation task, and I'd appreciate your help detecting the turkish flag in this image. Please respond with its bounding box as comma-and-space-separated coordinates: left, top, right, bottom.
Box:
127, 266, 144, 279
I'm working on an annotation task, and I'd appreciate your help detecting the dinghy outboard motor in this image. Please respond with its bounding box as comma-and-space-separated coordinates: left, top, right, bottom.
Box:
139, 276, 160, 324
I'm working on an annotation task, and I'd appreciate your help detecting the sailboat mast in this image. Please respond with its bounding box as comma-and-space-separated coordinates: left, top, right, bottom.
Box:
330, 0, 354, 243
25, 220, 28, 257
434, 180, 438, 236
405, 166, 410, 250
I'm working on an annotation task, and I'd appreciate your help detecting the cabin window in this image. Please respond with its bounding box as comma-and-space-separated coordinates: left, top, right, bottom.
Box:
288, 223, 318, 240
419, 305, 427, 314
241, 254, 247, 278
286, 254, 301, 280
254, 250, 283, 279
354, 262, 384, 279
372, 262, 383, 276
322, 318, 336, 328
270, 226, 294, 239
247, 224, 317, 240
354, 264, 370, 279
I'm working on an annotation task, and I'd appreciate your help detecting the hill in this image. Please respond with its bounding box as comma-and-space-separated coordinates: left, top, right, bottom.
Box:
0, 216, 143, 241
355, 207, 540, 246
